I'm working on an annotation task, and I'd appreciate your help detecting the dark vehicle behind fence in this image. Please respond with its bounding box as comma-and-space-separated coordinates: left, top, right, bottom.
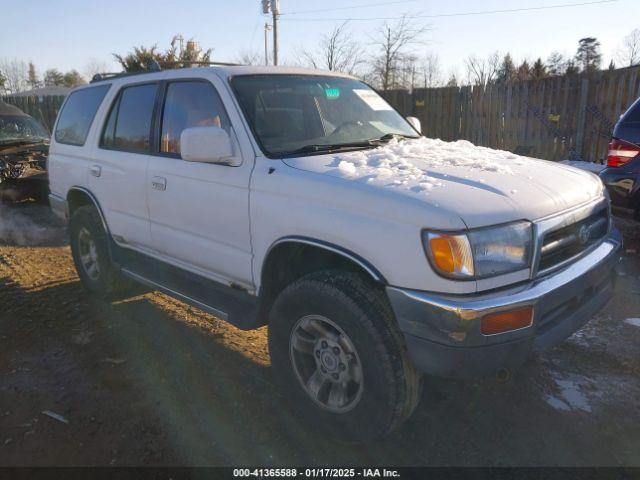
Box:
600, 97, 640, 218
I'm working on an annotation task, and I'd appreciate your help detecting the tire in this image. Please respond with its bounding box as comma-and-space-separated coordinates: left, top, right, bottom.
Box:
69, 205, 132, 299
268, 270, 422, 442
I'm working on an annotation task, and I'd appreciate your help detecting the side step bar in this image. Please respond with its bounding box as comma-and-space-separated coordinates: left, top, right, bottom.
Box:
121, 268, 230, 321
112, 245, 261, 330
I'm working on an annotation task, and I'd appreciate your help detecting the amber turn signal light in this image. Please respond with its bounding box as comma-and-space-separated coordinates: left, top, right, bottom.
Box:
480, 306, 534, 335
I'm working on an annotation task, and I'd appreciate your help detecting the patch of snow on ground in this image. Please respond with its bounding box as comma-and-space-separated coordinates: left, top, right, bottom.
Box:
560, 160, 606, 173
544, 375, 592, 413
568, 312, 607, 347
624, 318, 640, 327
332, 137, 521, 195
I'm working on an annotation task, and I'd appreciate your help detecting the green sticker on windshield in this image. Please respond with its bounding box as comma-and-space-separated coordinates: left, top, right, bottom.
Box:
325, 88, 340, 99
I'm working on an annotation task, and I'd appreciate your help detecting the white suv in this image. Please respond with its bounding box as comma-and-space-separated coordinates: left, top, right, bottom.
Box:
48, 65, 621, 441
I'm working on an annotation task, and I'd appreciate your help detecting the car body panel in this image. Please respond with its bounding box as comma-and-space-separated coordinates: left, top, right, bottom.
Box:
600, 98, 640, 214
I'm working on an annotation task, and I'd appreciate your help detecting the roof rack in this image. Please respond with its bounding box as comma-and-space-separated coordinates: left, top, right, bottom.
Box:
90, 60, 244, 83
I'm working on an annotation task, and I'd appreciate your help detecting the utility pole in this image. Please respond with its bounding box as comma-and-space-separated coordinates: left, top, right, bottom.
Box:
264, 23, 271, 65
272, 0, 279, 66
262, 0, 279, 66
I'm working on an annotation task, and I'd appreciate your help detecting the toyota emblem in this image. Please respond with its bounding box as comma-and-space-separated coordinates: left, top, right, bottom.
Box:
578, 224, 590, 245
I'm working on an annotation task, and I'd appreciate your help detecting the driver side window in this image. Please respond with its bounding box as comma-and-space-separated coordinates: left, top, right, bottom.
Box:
160, 81, 230, 155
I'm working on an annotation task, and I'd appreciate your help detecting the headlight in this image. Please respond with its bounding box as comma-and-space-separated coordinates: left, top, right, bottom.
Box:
423, 221, 533, 279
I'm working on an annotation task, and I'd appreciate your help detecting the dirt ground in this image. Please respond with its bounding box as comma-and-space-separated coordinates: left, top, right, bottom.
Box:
1, 199, 640, 467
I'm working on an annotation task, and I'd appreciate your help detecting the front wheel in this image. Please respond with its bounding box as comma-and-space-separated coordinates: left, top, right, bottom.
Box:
268, 270, 422, 442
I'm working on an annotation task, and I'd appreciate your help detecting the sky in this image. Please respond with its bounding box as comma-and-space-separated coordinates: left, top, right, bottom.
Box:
1, 0, 639, 81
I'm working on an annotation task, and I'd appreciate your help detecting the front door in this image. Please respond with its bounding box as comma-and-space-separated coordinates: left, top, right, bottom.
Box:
146, 79, 254, 290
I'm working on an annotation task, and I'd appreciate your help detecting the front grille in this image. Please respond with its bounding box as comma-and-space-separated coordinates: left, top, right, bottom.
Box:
538, 207, 609, 272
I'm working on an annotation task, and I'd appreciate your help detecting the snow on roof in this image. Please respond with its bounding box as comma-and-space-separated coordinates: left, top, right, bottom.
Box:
333, 137, 522, 195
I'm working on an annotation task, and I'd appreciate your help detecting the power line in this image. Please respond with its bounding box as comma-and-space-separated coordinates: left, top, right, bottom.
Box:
281, 0, 420, 15
279, 0, 618, 22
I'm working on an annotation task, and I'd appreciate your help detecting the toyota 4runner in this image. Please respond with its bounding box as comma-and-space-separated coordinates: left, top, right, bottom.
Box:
48, 66, 621, 441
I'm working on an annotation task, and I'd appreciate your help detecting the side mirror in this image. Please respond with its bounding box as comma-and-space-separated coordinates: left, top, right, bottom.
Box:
406, 116, 422, 134
180, 126, 238, 165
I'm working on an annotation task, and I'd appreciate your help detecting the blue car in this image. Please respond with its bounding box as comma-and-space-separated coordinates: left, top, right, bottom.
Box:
600, 98, 640, 218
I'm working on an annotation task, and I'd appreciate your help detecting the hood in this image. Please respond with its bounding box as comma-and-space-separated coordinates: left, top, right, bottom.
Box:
282, 138, 604, 228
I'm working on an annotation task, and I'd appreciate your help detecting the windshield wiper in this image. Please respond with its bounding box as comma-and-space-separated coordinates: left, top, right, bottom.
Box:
377, 133, 420, 142
284, 140, 384, 156
280, 134, 420, 157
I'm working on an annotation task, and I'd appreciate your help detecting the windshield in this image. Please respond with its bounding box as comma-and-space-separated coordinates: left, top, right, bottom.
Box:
231, 75, 419, 157
0, 115, 49, 145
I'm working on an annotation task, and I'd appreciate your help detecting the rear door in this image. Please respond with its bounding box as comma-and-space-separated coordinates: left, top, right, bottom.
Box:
49, 84, 111, 205
146, 78, 254, 290
89, 82, 159, 251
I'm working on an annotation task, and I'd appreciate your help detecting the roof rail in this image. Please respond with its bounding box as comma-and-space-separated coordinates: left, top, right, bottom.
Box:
90, 60, 244, 83
158, 61, 243, 67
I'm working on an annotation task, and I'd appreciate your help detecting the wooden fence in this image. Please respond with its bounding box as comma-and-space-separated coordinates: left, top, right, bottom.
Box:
383, 66, 640, 163
1, 95, 66, 133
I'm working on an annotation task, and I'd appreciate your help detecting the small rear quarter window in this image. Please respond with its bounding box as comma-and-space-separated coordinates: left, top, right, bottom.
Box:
55, 85, 110, 146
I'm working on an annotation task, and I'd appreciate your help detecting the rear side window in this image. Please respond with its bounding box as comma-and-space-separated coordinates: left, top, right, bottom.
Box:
160, 81, 230, 155
101, 83, 158, 153
54, 85, 110, 146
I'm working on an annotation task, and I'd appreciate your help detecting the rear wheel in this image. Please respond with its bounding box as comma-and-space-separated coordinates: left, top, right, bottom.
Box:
69, 205, 132, 299
268, 270, 422, 442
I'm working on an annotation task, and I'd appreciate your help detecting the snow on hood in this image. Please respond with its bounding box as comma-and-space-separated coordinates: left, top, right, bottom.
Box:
283, 137, 605, 228
332, 137, 518, 193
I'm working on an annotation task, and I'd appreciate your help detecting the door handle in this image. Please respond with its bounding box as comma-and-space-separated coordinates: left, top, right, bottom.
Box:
151, 176, 167, 191
90, 165, 102, 177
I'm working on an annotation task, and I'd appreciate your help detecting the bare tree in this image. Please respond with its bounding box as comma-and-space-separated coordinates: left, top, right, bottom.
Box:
616, 29, 640, 67
419, 53, 441, 88
546, 51, 566, 76
394, 54, 419, 90
464, 51, 500, 86
84, 58, 110, 79
299, 21, 362, 75
236, 50, 263, 66
370, 15, 429, 91
0, 58, 29, 94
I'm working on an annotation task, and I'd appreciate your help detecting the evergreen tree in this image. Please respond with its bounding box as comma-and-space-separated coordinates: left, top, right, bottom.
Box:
43, 69, 65, 86
516, 60, 531, 81
531, 58, 547, 79
27, 62, 39, 89
114, 36, 213, 73
575, 37, 602, 73
496, 53, 516, 83
565, 60, 580, 75
62, 70, 86, 87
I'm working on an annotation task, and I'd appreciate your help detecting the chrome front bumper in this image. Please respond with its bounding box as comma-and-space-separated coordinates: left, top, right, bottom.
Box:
387, 231, 622, 378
